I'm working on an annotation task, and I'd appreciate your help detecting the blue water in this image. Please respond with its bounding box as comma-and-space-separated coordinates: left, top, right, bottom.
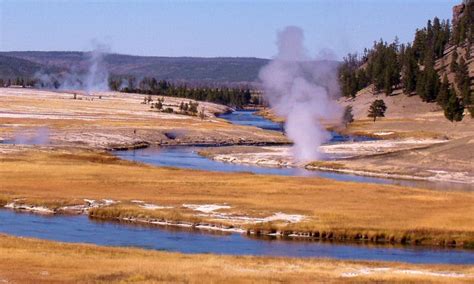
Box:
116, 110, 470, 191
117, 146, 414, 185
1, 210, 473, 264
2, 110, 472, 264
218, 110, 284, 131
121, 110, 383, 181
118, 110, 395, 183
218, 110, 373, 143
115, 147, 472, 191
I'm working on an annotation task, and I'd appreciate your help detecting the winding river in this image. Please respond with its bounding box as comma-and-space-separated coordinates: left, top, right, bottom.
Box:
2, 110, 473, 264
117, 110, 472, 192
1, 210, 473, 264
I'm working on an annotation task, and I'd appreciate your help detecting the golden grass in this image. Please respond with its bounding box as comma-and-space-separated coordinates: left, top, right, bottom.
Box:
89, 205, 202, 225
255, 108, 285, 123
1, 147, 474, 247
0, 89, 286, 148
306, 161, 345, 169
0, 234, 472, 283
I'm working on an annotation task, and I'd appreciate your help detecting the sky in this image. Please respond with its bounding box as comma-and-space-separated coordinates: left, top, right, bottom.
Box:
0, 0, 460, 59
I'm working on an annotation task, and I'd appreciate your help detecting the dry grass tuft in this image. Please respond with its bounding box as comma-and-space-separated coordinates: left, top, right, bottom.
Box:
0, 234, 473, 283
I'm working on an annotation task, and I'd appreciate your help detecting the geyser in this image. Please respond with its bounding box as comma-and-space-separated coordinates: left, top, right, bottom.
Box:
259, 26, 342, 162
35, 41, 110, 94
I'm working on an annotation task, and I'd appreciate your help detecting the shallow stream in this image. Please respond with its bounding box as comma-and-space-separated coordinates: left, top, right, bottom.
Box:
116, 110, 472, 191
1, 210, 473, 264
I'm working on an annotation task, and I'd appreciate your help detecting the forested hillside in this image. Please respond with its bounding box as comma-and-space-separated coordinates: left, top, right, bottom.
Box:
0, 51, 269, 84
339, 0, 473, 121
0, 55, 53, 79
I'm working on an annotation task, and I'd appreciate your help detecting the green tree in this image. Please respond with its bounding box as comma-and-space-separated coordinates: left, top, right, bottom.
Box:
416, 54, 440, 102
188, 101, 198, 114
402, 46, 418, 94
455, 56, 471, 106
450, 49, 458, 73
198, 108, 206, 120
444, 92, 464, 122
366, 40, 400, 95
343, 105, 354, 126
455, 56, 469, 87
339, 53, 364, 98
367, 99, 387, 122
412, 29, 427, 62
155, 98, 163, 110
437, 74, 451, 108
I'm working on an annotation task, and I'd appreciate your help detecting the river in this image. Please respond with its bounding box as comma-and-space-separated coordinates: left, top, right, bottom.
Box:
2, 110, 473, 264
116, 110, 471, 191
1, 210, 473, 264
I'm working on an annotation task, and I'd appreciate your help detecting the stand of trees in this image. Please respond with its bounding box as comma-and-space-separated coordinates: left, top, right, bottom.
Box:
0, 77, 36, 87
339, 1, 473, 121
0, 75, 253, 108
109, 77, 252, 108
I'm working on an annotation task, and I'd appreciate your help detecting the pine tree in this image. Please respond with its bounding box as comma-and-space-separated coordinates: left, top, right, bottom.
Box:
456, 56, 469, 85
437, 74, 451, 108
413, 28, 427, 62
444, 92, 464, 122
450, 49, 458, 73
455, 56, 470, 106
368, 99, 387, 122
198, 108, 206, 120
157, 101, 163, 110
339, 53, 364, 98
417, 51, 440, 102
343, 105, 354, 126
366, 40, 400, 94
402, 46, 418, 94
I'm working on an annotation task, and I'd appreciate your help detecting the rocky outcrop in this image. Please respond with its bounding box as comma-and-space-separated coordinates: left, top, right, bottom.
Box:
452, 3, 466, 28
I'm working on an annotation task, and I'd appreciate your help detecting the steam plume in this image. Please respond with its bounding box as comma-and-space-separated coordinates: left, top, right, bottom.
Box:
13, 127, 50, 145
259, 26, 342, 162
83, 42, 110, 93
35, 41, 110, 94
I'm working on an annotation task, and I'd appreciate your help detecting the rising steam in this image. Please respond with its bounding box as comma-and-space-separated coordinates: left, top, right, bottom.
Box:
259, 26, 342, 162
83, 43, 110, 93
35, 41, 110, 94
13, 127, 50, 145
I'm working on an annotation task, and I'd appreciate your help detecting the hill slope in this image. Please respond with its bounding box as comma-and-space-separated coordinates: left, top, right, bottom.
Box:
0, 51, 270, 83
0, 55, 51, 79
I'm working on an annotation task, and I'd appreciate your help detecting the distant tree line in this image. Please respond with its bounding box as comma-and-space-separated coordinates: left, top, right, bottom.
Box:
108, 76, 252, 108
0, 77, 36, 87
339, 3, 473, 122
0, 75, 253, 108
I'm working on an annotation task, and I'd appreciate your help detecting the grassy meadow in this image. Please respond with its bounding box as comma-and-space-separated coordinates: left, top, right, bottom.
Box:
1, 147, 473, 247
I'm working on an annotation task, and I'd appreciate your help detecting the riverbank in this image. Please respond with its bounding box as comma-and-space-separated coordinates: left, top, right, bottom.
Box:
250, 107, 474, 185
1, 146, 473, 248
1, 234, 472, 283
0, 88, 288, 150
198, 136, 473, 185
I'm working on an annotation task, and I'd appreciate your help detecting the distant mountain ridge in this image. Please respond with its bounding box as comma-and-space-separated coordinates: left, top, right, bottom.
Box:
0, 54, 55, 78
0, 51, 272, 84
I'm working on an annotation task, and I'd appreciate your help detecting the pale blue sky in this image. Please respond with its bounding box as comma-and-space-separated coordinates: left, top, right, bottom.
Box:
0, 0, 459, 59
